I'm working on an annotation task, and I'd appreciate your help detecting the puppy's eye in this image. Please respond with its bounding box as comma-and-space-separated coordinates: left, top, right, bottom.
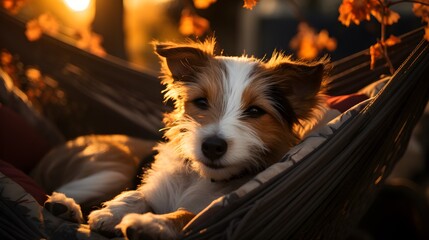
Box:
192, 98, 209, 110
244, 106, 266, 118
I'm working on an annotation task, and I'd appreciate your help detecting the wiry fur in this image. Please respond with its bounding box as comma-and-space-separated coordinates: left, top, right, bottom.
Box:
48, 38, 328, 240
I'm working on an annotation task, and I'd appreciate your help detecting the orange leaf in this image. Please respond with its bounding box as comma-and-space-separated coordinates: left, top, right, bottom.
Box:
413, 3, 429, 23
26, 68, 42, 82
369, 35, 400, 70
384, 35, 401, 47
290, 22, 336, 60
179, 10, 209, 37
243, 0, 258, 10
299, 36, 319, 60
89, 33, 106, 57
193, 0, 216, 9
338, 0, 376, 26
2, 0, 25, 15
76, 29, 106, 57
371, 8, 400, 25
24, 13, 59, 41
369, 43, 382, 70
38, 13, 59, 35
25, 19, 42, 41
0, 50, 13, 65
316, 29, 337, 51
179, 13, 194, 36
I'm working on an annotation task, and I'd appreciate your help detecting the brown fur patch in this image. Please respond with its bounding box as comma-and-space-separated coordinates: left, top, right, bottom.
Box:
183, 59, 226, 126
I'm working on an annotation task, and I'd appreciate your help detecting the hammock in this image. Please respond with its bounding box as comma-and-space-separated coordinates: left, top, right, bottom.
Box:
1, 9, 429, 239
181, 29, 429, 239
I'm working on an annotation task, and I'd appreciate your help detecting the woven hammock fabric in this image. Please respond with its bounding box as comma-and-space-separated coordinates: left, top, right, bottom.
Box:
182, 34, 429, 239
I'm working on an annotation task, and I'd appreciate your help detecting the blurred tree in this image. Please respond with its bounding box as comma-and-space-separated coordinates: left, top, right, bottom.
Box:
92, 0, 127, 60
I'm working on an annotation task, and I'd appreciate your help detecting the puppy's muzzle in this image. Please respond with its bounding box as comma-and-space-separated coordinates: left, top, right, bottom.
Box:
202, 136, 227, 161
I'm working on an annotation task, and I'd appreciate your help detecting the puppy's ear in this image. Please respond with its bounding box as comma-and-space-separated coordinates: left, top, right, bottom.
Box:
269, 60, 327, 120
155, 43, 213, 81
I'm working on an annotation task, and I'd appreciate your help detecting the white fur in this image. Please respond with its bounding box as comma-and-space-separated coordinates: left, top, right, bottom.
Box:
46, 192, 84, 223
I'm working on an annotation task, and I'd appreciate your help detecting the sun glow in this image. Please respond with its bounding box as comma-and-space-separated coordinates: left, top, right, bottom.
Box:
64, 0, 91, 12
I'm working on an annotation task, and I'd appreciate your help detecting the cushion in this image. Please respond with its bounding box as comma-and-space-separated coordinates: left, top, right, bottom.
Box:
0, 159, 47, 205
327, 93, 369, 113
0, 104, 51, 173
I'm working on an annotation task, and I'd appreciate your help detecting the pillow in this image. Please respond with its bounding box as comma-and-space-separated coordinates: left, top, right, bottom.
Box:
327, 77, 388, 113
0, 104, 51, 173
327, 93, 369, 113
358, 77, 389, 98
0, 159, 47, 205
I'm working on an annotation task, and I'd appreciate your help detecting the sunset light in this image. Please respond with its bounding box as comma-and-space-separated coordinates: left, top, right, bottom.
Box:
64, 0, 91, 12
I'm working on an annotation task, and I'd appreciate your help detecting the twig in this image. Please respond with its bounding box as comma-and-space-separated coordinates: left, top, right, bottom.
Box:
377, 0, 396, 74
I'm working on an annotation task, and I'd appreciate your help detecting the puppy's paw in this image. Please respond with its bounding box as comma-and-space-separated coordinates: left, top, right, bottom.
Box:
88, 207, 124, 237
116, 213, 178, 240
44, 192, 83, 224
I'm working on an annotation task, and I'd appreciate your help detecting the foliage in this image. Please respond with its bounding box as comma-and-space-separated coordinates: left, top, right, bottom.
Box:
1, 0, 25, 14
182, 0, 429, 67
289, 22, 337, 60
337, 0, 429, 72
25, 13, 59, 41
413, 2, 429, 40
1, 50, 67, 114
3, 0, 429, 71
2, 0, 106, 57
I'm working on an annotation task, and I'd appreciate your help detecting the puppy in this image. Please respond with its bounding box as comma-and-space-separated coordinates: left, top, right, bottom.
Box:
56, 38, 328, 239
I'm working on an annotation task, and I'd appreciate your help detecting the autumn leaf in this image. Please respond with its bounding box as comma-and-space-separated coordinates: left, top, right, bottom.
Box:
26, 68, 42, 82
25, 13, 59, 41
317, 29, 337, 51
371, 7, 400, 25
290, 22, 337, 60
299, 38, 319, 60
193, 0, 216, 9
243, 0, 258, 10
38, 13, 59, 35
413, 3, 429, 22
369, 35, 401, 69
179, 9, 210, 37
25, 18, 43, 41
0, 50, 12, 66
369, 43, 382, 70
338, 0, 399, 26
338, 0, 376, 26
384, 35, 401, 46
2, 0, 25, 15
76, 29, 106, 57
412, 3, 429, 41
87, 33, 107, 57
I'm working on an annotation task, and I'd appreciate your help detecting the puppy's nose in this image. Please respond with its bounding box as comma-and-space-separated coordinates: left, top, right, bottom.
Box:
202, 136, 227, 161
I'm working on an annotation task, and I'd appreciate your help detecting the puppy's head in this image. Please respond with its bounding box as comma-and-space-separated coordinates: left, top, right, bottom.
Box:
155, 39, 327, 181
